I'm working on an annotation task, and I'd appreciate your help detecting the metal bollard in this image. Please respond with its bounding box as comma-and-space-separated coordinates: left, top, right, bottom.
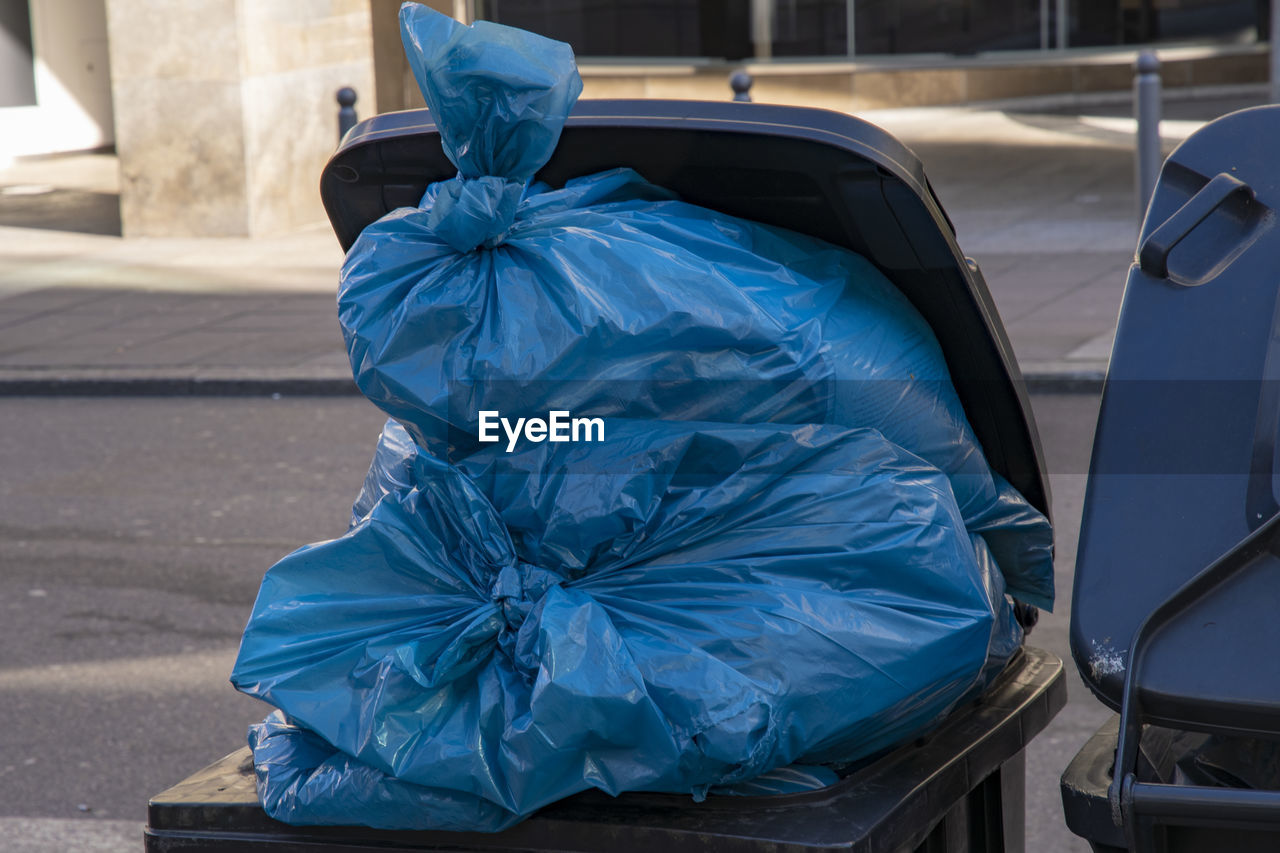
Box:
1272, 0, 1280, 104
337, 87, 358, 144
730, 71, 753, 103
1134, 52, 1161, 221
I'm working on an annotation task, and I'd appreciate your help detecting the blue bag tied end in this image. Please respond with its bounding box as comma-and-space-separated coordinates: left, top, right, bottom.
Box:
490, 561, 561, 633
426, 175, 525, 252
400, 3, 583, 252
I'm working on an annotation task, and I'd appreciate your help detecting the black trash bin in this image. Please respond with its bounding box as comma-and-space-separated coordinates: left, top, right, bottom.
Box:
1061, 104, 1280, 853
145, 100, 1065, 853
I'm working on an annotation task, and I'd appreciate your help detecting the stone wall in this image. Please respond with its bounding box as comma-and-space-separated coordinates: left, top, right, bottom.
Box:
370, 0, 445, 113
107, 0, 375, 237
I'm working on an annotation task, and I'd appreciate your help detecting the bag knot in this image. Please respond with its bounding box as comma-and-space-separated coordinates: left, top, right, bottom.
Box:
490, 560, 561, 631
426, 174, 524, 253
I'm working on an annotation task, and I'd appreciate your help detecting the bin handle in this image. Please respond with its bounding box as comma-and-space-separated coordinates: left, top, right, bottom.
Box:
1109, 509, 1280, 851
1138, 173, 1254, 280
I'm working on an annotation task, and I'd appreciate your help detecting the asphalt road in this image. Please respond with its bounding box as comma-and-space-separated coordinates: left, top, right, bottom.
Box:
1021, 392, 1113, 853
0, 393, 1108, 852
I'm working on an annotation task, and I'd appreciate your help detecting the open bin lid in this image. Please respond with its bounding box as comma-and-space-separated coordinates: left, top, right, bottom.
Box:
320, 98, 1050, 519
1072, 105, 1280, 734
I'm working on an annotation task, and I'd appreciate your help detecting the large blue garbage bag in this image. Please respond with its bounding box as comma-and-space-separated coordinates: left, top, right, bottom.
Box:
339, 4, 1052, 609
234, 419, 1016, 831
231, 3, 1055, 832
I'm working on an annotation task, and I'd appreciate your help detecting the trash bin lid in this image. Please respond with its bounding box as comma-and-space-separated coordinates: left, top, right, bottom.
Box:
320, 98, 1049, 518
1072, 105, 1280, 731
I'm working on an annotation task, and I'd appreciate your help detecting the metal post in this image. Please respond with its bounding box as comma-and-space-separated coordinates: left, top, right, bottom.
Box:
1271, 0, 1280, 103
1134, 51, 1161, 219
751, 0, 773, 60
846, 0, 856, 58
337, 87, 358, 143
730, 71, 753, 102
1040, 0, 1050, 50
1056, 0, 1068, 49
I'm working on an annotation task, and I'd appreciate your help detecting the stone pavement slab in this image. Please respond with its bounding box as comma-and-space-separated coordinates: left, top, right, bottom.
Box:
0, 286, 351, 394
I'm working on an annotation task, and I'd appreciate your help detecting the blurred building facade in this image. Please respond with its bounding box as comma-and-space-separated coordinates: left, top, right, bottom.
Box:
476, 0, 1265, 58
0, 0, 1268, 238
1, 1, 114, 159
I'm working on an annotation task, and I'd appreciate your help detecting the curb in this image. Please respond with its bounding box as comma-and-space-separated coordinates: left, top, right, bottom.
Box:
0, 377, 361, 397
0, 369, 360, 397
1020, 360, 1107, 394
0, 368, 1107, 397
1021, 373, 1106, 394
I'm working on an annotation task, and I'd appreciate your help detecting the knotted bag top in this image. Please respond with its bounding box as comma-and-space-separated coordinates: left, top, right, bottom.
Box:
400, 4, 583, 252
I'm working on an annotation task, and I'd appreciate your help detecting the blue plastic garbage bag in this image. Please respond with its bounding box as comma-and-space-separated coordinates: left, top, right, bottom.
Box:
339, 4, 1053, 610
234, 419, 1018, 831
231, 3, 1056, 832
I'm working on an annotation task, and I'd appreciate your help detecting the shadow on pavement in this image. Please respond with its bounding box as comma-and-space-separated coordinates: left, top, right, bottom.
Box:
0, 186, 122, 236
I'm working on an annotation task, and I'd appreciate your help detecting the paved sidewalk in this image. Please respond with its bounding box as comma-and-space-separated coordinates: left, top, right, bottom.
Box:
0, 86, 1268, 394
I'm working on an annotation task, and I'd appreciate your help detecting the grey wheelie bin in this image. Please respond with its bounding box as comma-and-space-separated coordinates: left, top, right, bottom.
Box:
1061, 104, 1280, 852
144, 99, 1065, 853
